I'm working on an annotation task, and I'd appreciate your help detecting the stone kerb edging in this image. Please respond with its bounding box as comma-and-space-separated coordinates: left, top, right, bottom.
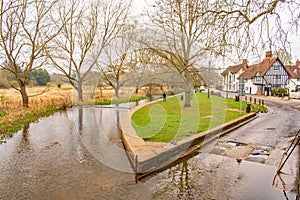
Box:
121, 98, 163, 172
121, 98, 257, 175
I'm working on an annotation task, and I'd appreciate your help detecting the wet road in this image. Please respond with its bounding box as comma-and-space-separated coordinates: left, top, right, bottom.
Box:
0, 97, 299, 199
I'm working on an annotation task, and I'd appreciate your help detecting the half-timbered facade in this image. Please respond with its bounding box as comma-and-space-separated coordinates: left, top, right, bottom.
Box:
238, 51, 291, 95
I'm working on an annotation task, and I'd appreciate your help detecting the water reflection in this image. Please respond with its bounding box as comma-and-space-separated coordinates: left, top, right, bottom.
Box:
22, 123, 30, 143
149, 151, 298, 200
17, 123, 31, 154
0, 97, 298, 199
78, 106, 83, 133
177, 161, 191, 199
72, 106, 133, 173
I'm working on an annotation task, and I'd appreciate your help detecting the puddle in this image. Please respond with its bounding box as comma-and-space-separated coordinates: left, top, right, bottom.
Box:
265, 127, 276, 130
149, 152, 298, 200
245, 154, 268, 164
226, 141, 245, 146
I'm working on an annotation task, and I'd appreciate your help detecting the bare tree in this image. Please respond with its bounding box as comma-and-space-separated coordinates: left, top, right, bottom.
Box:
203, 0, 300, 60
98, 24, 136, 98
146, 0, 220, 107
275, 48, 293, 65
0, 0, 61, 108
46, 0, 132, 102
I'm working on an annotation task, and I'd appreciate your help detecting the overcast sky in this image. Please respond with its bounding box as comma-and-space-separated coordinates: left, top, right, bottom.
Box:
131, 0, 300, 64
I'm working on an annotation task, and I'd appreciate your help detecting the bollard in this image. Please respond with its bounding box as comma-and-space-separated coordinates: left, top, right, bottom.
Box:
245, 96, 247, 102
259, 99, 261, 105
254, 98, 256, 104
250, 97, 252, 102
246, 103, 251, 113
262, 100, 264, 106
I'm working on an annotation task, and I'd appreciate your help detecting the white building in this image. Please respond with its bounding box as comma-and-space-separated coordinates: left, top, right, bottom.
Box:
286, 60, 300, 92
221, 59, 248, 92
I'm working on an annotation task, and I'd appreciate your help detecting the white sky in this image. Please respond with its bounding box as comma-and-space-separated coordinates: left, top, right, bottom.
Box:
131, 0, 300, 65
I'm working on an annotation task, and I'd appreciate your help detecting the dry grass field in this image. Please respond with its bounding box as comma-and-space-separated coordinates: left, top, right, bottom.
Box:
0, 85, 115, 138
0, 85, 117, 110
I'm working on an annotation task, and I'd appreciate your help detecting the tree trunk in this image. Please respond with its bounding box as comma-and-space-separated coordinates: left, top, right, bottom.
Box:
115, 86, 119, 98
184, 80, 191, 108
20, 84, 29, 108
77, 81, 83, 101
135, 81, 139, 94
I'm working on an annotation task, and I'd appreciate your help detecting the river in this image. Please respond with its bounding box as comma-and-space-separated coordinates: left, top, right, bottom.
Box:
0, 98, 298, 199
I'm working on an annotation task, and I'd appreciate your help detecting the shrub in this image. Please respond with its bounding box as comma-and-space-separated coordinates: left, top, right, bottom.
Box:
277, 87, 287, 96
271, 88, 277, 96
0, 111, 6, 117
30, 69, 50, 86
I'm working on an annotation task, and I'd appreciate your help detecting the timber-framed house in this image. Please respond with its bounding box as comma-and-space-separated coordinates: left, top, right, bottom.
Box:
238, 51, 290, 95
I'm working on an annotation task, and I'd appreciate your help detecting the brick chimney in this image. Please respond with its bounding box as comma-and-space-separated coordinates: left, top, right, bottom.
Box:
265, 51, 272, 58
242, 59, 248, 70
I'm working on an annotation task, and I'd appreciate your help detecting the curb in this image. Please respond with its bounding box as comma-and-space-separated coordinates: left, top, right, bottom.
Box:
121, 100, 258, 176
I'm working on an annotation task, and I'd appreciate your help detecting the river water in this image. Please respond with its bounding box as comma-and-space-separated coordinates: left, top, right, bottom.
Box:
0, 100, 298, 199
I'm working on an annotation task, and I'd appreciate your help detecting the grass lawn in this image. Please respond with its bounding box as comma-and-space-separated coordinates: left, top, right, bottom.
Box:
131, 92, 260, 143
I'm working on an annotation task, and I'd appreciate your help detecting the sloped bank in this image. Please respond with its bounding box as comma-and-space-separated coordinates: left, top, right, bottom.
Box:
121, 98, 257, 177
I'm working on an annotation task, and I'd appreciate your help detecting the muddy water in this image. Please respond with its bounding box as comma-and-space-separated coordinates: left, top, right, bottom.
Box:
0, 101, 299, 199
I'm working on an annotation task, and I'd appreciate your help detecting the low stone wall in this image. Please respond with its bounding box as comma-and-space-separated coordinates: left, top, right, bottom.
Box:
121, 100, 257, 175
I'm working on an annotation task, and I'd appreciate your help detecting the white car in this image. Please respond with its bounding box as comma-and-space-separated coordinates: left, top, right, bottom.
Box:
199, 86, 205, 92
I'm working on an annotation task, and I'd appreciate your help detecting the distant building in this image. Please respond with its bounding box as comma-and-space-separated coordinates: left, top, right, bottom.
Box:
285, 59, 300, 92
221, 59, 248, 92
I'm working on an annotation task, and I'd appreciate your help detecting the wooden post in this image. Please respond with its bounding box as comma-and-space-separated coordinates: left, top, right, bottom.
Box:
135, 155, 138, 173
134, 154, 138, 183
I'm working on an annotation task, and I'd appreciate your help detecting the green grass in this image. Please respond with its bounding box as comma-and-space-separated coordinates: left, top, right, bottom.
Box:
0, 111, 6, 117
0, 106, 60, 138
95, 96, 147, 105
132, 93, 262, 143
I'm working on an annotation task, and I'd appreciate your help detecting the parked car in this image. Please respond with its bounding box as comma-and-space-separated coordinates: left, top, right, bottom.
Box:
199, 86, 205, 92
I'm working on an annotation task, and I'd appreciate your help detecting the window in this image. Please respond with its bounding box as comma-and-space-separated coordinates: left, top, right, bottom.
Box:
273, 61, 280, 70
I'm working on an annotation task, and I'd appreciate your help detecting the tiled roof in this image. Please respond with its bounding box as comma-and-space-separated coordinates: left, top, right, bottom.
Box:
239, 57, 277, 79
221, 64, 243, 75
285, 65, 300, 79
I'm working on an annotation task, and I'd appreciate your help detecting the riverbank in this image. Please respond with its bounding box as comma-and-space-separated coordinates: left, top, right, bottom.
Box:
0, 86, 147, 143
0, 87, 73, 142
